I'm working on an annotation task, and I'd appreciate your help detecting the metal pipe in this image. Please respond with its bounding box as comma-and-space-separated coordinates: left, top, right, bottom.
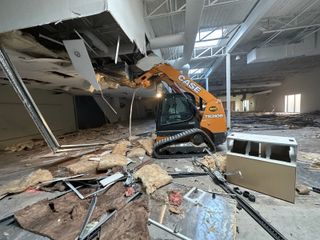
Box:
263, 23, 320, 34
226, 53, 231, 129
149, 33, 184, 49
129, 89, 139, 138
0, 47, 60, 152
0, 47, 108, 153
205, 77, 209, 91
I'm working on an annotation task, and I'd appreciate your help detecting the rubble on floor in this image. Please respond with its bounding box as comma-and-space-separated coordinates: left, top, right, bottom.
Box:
4, 119, 315, 239
4, 139, 44, 152
232, 111, 320, 131
299, 151, 320, 171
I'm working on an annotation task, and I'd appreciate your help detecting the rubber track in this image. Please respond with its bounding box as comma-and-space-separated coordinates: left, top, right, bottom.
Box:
153, 128, 215, 159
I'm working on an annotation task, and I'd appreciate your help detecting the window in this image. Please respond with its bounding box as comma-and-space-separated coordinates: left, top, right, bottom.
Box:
189, 68, 206, 75
194, 28, 223, 48
160, 94, 194, 125
284, 94, 301, 113
243, 100, 249, 112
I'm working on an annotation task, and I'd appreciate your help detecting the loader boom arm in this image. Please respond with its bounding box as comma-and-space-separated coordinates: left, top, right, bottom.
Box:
135, 64, 227, 133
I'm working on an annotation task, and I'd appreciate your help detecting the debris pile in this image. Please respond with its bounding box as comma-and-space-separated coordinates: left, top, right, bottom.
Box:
232, 111, 320, 131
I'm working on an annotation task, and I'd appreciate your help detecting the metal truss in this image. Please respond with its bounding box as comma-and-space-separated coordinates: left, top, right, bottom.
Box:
144, 0, 251, 19
192, 46, 225, 60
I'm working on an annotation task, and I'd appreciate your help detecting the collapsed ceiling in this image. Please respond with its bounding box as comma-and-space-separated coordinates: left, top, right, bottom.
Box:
1, 0, 320, 98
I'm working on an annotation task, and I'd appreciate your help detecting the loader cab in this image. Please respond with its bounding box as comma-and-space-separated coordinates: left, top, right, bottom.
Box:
155, 93, 200, 136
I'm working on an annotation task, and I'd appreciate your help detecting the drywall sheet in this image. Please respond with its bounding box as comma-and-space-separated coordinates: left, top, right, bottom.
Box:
107, 0, 148, 54
0, 0, 108, 34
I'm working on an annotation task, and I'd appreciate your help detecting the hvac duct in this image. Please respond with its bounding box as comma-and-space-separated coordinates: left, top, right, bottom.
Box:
247, 32, 320, 64
174, 0, 205, 69
149, 33, 184, 49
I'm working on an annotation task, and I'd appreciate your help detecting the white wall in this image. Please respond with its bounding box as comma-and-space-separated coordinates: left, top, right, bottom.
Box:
0, 86, 76, 149
253, 67, 320, 113
220, 94, 255, 112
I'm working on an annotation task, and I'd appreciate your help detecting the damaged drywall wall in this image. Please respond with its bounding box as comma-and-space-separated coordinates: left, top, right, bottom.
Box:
0, 86, 76, 149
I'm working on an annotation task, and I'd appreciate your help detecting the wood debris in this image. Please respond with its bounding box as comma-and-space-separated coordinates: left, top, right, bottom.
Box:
0, 169, 53, 196
97, 154, 128, 171
138, 138, 154, 156
112, 140, 131, 156
134, 164, 172, 194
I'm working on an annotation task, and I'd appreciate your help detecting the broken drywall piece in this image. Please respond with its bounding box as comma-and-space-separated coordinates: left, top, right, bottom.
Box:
97, 154, 128, 171
134, 164, 172, 194
127, 147, 146, 158
112, 140, 131, 156
65, 154, 99, 174
0, 31, 59, 58
100, 172, 124, 187
138, 138, 154, 156
0, 169, 53, 196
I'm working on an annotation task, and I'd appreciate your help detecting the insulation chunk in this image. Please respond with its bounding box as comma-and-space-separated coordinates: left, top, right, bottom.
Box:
202, 154, 227, 172
201, 155, 217, 171
112, 140, 130, 156
65, 154, 98, 174
97, 154, 128, 171
296, 185, 310, 195
127, 147, 146, 158
134, 164, 172, 194
138, 138, 154, 156
0, 169, 53, 196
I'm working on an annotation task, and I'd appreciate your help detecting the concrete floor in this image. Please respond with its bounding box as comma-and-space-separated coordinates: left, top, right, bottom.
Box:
0, 121, 319, 239
234, 127, 320, 240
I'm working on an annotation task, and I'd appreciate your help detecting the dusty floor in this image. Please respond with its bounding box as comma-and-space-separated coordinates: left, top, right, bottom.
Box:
0, 115, 319, 240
